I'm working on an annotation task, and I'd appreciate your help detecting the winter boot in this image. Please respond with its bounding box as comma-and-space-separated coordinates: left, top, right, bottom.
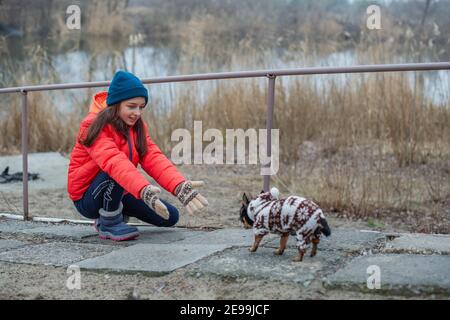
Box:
97, 202, 139, 241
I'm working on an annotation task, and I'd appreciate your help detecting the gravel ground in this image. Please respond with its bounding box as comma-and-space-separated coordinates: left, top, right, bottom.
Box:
2, 259, 447, 300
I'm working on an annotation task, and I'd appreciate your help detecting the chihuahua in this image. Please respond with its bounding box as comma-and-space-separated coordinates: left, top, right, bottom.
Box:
240, 187, 331, 262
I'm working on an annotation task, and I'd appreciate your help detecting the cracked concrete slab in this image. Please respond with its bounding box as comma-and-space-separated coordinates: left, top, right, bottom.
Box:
136, 226, 203, 244
0, 239, 27, 252
18, 224, 98, 240
2, 219, 450, 297
264, 229, 385, 253
77, 243, 229, 275
325, 254, 450, 295
384, 234, 450, 255
0, 242, 118, 267
188, 246, 347, 286
0, 219, 49, 233
179, 228, 278, 247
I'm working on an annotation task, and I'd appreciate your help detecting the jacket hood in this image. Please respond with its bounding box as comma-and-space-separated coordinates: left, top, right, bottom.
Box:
89, 91, 108, 114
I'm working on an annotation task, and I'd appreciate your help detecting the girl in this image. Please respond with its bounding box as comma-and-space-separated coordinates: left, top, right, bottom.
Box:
68, 70, 208, 241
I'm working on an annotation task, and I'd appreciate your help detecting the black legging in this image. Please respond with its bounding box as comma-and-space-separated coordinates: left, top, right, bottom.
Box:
73, 171, 179, 227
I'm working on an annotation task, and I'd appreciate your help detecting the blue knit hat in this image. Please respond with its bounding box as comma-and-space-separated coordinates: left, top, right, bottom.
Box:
106, 70, 148, 107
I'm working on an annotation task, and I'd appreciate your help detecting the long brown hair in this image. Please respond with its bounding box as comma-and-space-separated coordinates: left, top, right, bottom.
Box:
80, 104, 148, 157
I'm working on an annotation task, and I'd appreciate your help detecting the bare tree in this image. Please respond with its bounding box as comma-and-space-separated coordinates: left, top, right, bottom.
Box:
420, 0, 432, 29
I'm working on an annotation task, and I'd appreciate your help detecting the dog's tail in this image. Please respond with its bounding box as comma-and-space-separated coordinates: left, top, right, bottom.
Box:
319, 217, 331, 237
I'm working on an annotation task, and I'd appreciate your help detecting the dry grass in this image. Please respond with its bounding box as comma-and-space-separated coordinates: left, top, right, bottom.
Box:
0, 93, 79, 154
151, 71, 450, 166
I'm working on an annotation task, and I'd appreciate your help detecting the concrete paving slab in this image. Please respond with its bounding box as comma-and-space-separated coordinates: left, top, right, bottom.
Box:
264, 229, 385, 253
384, 234, 450, 255
0, 219, 50, 233
77, 243, 228, 275
179, 228, 278, 247
325, 254, 450, 295
19, 224, 98, 240
136, 226, 203, 244
0, 242, 117, 267
0, 239, 27, 251
188, 246, 347, 286
0, 152, 68, 192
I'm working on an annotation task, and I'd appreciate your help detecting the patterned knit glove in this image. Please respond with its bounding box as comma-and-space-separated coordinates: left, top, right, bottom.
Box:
174, 181, 209, 214
140, 185, 170, 220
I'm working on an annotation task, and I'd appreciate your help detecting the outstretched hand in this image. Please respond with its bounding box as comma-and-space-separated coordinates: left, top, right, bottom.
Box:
175, 180, 209, 214
141, 185, 170, 219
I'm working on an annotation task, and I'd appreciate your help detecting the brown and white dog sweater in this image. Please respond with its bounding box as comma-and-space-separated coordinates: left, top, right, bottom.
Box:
247, 188, 326, 253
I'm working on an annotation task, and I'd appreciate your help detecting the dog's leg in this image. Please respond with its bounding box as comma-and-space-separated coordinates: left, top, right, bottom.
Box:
249, 234, 265, 252
292, 249, 305, 262
274, 233, 289, 256
310, 238, 320, 257
292, 231, 307, 262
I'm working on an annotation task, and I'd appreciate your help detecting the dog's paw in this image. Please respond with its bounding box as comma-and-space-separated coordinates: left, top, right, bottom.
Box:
249, 247, 257, 253
274, 249, 284, 256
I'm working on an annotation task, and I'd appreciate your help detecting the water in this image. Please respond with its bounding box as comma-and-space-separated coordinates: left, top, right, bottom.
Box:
0, 34, 449, 114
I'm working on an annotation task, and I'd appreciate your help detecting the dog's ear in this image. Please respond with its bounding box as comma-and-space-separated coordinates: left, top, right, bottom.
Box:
260, 189, 265, 194
242, 193, 250, 204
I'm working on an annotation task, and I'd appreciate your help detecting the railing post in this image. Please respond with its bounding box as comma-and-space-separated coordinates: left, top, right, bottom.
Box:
263, 74, 276, 192
21, 90, 29, 221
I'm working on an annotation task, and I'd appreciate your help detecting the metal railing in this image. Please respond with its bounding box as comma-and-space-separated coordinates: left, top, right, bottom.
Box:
1, 62, 450, 220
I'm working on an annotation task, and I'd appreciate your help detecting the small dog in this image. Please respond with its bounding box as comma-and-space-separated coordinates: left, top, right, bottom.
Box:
240, 187, 331, 262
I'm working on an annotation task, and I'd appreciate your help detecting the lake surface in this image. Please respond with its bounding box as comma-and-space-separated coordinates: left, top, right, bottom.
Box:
0, 34, 449, 113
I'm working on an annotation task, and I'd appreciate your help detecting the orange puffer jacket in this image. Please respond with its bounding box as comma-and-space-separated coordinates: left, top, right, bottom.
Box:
67, 91, 186, 201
